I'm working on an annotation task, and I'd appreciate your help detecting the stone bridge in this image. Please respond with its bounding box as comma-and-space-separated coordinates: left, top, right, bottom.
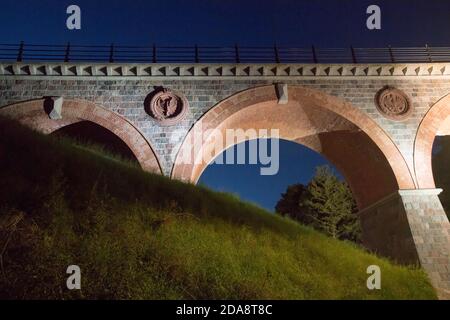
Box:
0, 60, 450, 298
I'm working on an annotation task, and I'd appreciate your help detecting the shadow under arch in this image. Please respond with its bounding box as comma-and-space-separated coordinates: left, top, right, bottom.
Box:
0, 98, 162, 174
414, 93, 450, 189
172, 85, 415, 209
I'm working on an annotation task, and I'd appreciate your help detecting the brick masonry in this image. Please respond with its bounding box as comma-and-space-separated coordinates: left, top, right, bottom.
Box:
360, 189, 450, 299
1, 63, 450, 298
0, 77, 449, 177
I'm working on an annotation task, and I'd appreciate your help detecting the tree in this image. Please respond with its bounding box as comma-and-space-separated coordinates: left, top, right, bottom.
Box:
276, 165, 361, 243
275, 184, 308, 223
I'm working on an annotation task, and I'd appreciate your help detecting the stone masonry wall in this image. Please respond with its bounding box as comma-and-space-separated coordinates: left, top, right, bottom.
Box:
401, 190, 450, 299
360, 189, 450, 299
359, 192, 420, 264
1, 77, 449, 177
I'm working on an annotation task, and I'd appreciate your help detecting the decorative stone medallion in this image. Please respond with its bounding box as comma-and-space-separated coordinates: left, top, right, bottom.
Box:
146, 88, 188, 126
375, 86, 413, 121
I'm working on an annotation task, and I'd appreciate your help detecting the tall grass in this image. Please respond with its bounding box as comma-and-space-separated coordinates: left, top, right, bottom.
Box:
0, 117, 437, 299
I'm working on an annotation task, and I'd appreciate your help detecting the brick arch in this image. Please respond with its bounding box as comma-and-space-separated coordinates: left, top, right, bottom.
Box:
414, 93, 450, 189
0, 99, 162, 174
172, 85, 415, 208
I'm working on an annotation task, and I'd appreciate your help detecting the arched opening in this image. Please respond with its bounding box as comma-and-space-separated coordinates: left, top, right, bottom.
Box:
52, 121, 140, 164
0, 99, 162, 174
198, 138, 349, 211
415, 94, 450, 217
413, 97, 450, 297
199, 138, 362, 242
432, 136, 450, 217
414, 93, 450, 189
173, 85, 414, 210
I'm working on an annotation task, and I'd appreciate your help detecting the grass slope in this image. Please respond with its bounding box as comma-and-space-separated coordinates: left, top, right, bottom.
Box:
0, 117, 436, 299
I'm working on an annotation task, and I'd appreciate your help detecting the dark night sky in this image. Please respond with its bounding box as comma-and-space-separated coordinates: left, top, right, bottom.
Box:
1, 0, 450, 211
1, 0, 450, 46
197, 140, 335, 211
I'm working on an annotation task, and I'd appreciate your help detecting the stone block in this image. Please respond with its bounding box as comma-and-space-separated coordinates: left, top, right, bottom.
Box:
45, 96, 64, 120
276, 83, 288, 105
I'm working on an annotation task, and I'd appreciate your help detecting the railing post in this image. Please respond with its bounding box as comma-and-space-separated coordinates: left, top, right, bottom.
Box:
152, 44, 157, 63
388, 45, 395, 63
312, 45, 318, 63
17, 41, 24, 62
274, 44, 280, 63
195, 45, 199, 63
235, 44, 240, 63
350, 46, 357, 64
109, 43, 114, 63
64, 42, 71, 62
425, 44, 433, 63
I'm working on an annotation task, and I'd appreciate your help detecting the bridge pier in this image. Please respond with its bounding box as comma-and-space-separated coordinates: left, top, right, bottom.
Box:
359, 189, 450, 299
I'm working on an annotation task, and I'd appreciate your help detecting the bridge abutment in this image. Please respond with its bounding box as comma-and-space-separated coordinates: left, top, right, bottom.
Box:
360, 189, 450, 299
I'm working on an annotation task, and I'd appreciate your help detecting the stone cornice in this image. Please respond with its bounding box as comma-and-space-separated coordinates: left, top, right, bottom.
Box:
2, 62, 450, 79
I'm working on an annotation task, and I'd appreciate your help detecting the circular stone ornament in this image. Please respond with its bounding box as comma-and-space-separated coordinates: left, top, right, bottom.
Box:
375, 86, 413, 121
147, 88, 189, 126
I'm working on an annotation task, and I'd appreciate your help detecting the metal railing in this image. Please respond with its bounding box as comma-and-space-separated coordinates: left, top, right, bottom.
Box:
1, 42, 449, 64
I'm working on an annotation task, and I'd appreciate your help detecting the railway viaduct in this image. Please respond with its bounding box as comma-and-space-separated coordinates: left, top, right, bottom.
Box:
0, 58, 450, 298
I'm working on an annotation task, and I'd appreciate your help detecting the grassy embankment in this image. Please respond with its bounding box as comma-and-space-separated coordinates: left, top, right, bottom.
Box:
0, 117, 436, 299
